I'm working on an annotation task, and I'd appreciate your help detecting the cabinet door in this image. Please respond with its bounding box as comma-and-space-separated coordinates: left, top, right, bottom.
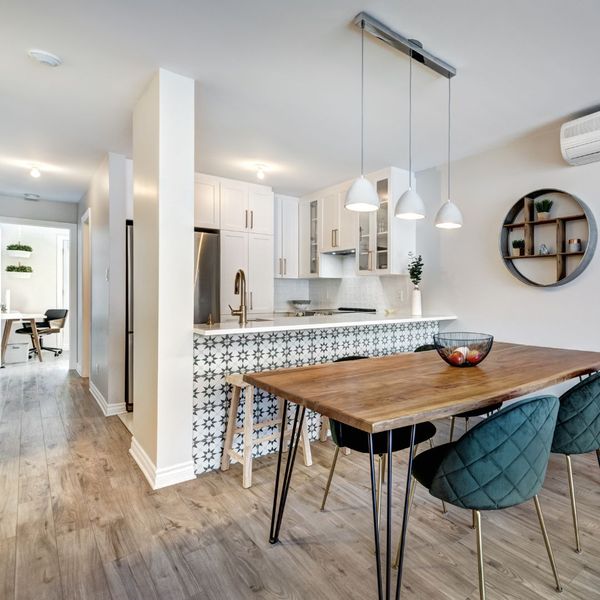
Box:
220, 180, 248, 232
248, 189, 274, 235
280, 196, 298, 278
248, 233, 274, 313
274, 196, 283, 278
319, 192, 338, 252
298, 199, 314, 277
337, 186, 357, 251
220, 230, 249, 314
194, 174, 220, 229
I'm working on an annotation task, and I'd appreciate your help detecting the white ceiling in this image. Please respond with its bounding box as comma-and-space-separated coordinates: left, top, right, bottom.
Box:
2, 0, 600, 203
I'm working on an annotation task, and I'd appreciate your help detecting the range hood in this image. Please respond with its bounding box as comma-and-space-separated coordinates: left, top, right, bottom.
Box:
321, 248, 356, 256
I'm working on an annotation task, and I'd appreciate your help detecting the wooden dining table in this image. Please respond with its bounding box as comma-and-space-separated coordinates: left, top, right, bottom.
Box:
244, 342, 600, 600
1, 312, 46, 365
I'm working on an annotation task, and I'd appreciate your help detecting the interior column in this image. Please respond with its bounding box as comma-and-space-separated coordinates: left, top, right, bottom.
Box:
130, 68, 195, 489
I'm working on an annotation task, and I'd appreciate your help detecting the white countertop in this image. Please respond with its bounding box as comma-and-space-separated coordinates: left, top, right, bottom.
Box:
194, 313, 457, 336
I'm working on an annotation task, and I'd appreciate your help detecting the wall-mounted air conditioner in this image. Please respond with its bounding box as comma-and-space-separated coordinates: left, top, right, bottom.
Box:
561, 110, 600, 166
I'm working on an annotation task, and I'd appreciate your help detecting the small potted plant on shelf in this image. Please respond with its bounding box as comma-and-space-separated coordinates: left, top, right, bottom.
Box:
6, 243, 32, 259
408, 252, 424, 317
511, 239, 525, 257
535, 199, 553, 221
6, 264, 33, 279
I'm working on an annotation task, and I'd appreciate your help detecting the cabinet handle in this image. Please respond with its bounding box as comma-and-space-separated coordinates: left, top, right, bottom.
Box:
250, 291, 253, 310
250, 210, 254, 229
335, 229, 339, 247
279, 257, 283, 275
245, 209, 248, 228
283, 258, 287, 275
331, 230, 335, 247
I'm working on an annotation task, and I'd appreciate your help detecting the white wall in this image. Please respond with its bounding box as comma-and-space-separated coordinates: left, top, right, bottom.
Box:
78, 153, 128, 413
0, 194, 78, 224
418, 124, 600, 351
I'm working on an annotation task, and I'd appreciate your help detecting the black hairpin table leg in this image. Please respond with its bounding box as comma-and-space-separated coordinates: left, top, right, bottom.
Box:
368, 434, 384, 600
385, 430, 393, 600
395, 424, 416, 600
269, 402, 306, 544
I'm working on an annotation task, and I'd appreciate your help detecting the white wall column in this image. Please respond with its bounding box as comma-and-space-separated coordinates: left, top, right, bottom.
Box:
130, 69, 195, 489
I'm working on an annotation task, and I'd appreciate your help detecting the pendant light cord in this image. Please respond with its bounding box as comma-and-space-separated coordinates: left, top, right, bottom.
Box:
408, 52, 412, 186
360, 21, 365, 176
447, 77, 451, 202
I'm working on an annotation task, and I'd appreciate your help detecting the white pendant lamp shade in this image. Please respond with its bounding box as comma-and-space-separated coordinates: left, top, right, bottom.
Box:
346, 175, 380, 212
345, 21, 379, 213
395, 187, 425, 220
435, 200, 463, 229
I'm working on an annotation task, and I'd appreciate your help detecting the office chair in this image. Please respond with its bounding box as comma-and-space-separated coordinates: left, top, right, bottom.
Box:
16, 309, 68, 358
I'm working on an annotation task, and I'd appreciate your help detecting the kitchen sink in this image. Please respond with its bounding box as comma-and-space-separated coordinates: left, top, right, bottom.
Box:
247, 318, 273, 322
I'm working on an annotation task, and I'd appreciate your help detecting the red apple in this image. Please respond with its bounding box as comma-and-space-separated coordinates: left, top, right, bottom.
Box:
448, 351, 465, 366
467, 349, 482, 364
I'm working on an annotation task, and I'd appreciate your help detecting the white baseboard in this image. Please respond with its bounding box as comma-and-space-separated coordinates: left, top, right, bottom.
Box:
89, 380, 127, 416
129, 436, 196, 490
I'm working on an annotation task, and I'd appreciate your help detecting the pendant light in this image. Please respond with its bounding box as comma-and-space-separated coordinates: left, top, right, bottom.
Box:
395, 50, 426, 220
345, 20, 379, 212
435, 78, 463, 229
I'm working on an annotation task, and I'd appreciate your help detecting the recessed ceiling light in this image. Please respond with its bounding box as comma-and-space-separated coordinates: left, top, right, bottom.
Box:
24, 193, 40, 201
255, 164, 267, 180
28, 49, 62, 67
30, 166, 41, 178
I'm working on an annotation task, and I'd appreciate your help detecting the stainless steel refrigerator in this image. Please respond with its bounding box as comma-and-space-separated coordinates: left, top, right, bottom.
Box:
194, 229, 220, 325
124, 225, 220, 411
125, 219, 134, 411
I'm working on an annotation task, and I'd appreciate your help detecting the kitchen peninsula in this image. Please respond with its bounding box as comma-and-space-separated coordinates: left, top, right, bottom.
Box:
192, 313, 456, 474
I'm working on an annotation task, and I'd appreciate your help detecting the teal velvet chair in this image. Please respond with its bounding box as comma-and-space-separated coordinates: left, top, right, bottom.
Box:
410, 396, 562, 600
551, 372, 600, 553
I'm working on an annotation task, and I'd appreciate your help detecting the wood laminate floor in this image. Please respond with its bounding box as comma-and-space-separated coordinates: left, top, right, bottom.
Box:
0, 358, 599, 599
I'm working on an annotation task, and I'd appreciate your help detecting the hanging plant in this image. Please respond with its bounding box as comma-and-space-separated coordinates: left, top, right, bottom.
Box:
6, 264, 33, 279
6, 243, 32, 259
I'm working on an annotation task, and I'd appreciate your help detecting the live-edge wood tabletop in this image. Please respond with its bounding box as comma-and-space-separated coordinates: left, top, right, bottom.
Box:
244, 342, 600, 433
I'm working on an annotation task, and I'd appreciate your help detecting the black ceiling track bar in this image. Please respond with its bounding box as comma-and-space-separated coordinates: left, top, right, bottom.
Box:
353, 12, 457, 79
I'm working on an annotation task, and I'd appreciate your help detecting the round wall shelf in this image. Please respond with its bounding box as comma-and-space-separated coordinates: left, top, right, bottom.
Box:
499, 189, 597, 287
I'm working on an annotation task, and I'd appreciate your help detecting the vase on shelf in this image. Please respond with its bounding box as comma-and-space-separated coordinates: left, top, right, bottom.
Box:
537, 211, 550, 221
411, 287, 422, 317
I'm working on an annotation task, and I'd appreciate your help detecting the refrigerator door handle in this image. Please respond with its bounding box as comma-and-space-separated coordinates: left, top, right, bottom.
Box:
250, 210, 254, 229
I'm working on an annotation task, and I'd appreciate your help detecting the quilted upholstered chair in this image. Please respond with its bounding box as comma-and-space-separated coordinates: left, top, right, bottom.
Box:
410, 395, 562, 600
320, 356, 438, 521
551, 372, 600, 553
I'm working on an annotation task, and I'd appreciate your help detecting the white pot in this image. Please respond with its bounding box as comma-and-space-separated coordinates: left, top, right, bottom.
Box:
411, 288, 422, 317
9, 272, 31, 279
511, 248, 522, 257
7, 250, 31, 259
537, 212, 550, 221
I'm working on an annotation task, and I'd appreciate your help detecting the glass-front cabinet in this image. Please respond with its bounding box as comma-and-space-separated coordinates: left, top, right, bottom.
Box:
357, 168, 416, 275
309, 199, 318, 275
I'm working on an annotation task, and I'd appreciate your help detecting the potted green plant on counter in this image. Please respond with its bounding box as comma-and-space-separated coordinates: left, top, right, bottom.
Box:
6, 264, 33, 279
408, 252, 424, 317
535, 199, 553, 221
6, 243, 32, 259
511, 239, 525, 257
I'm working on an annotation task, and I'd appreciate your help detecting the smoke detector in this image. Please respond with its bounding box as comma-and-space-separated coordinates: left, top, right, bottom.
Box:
28, 49, 62, 67
24, 193, 40, 201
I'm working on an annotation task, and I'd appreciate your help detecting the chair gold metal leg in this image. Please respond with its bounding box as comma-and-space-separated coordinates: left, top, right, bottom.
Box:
465, 417, 470, 432
427, 438, 448, 514
475, 510, 486, 600
449, 416, 456, 442
596, 448, 600, 469
533, 495, 563, 592
320, 446, 340, 512
376, 454, 385, 525
565, 455, 582, 553
472, 509, 477, 530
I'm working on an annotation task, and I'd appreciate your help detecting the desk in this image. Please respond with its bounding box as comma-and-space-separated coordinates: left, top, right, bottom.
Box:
1, 312, 46, 365
245, 342, 600, 600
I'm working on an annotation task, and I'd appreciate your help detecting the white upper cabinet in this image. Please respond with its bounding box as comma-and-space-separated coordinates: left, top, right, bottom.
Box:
194, 173, 220, 229
220, 229, 249, 314
318, 184, 357, 253
357, 167, 416, 275
220, 179, 249, 232
218, 177, 274, 235
248, 187, 274, 235
274, 194, 299, 278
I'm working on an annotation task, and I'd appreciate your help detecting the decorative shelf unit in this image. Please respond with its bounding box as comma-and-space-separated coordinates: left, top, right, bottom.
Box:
500, 189, 597, 287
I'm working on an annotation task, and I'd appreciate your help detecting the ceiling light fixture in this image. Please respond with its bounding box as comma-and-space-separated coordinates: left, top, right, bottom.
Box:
345, 20, 379, 213
395, 46, 426, 220
24, 193, 40, 201
435, 78, 463, 229
255, 164, 266, 180
28, 49, 62, 67
30, 166, 41, 178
